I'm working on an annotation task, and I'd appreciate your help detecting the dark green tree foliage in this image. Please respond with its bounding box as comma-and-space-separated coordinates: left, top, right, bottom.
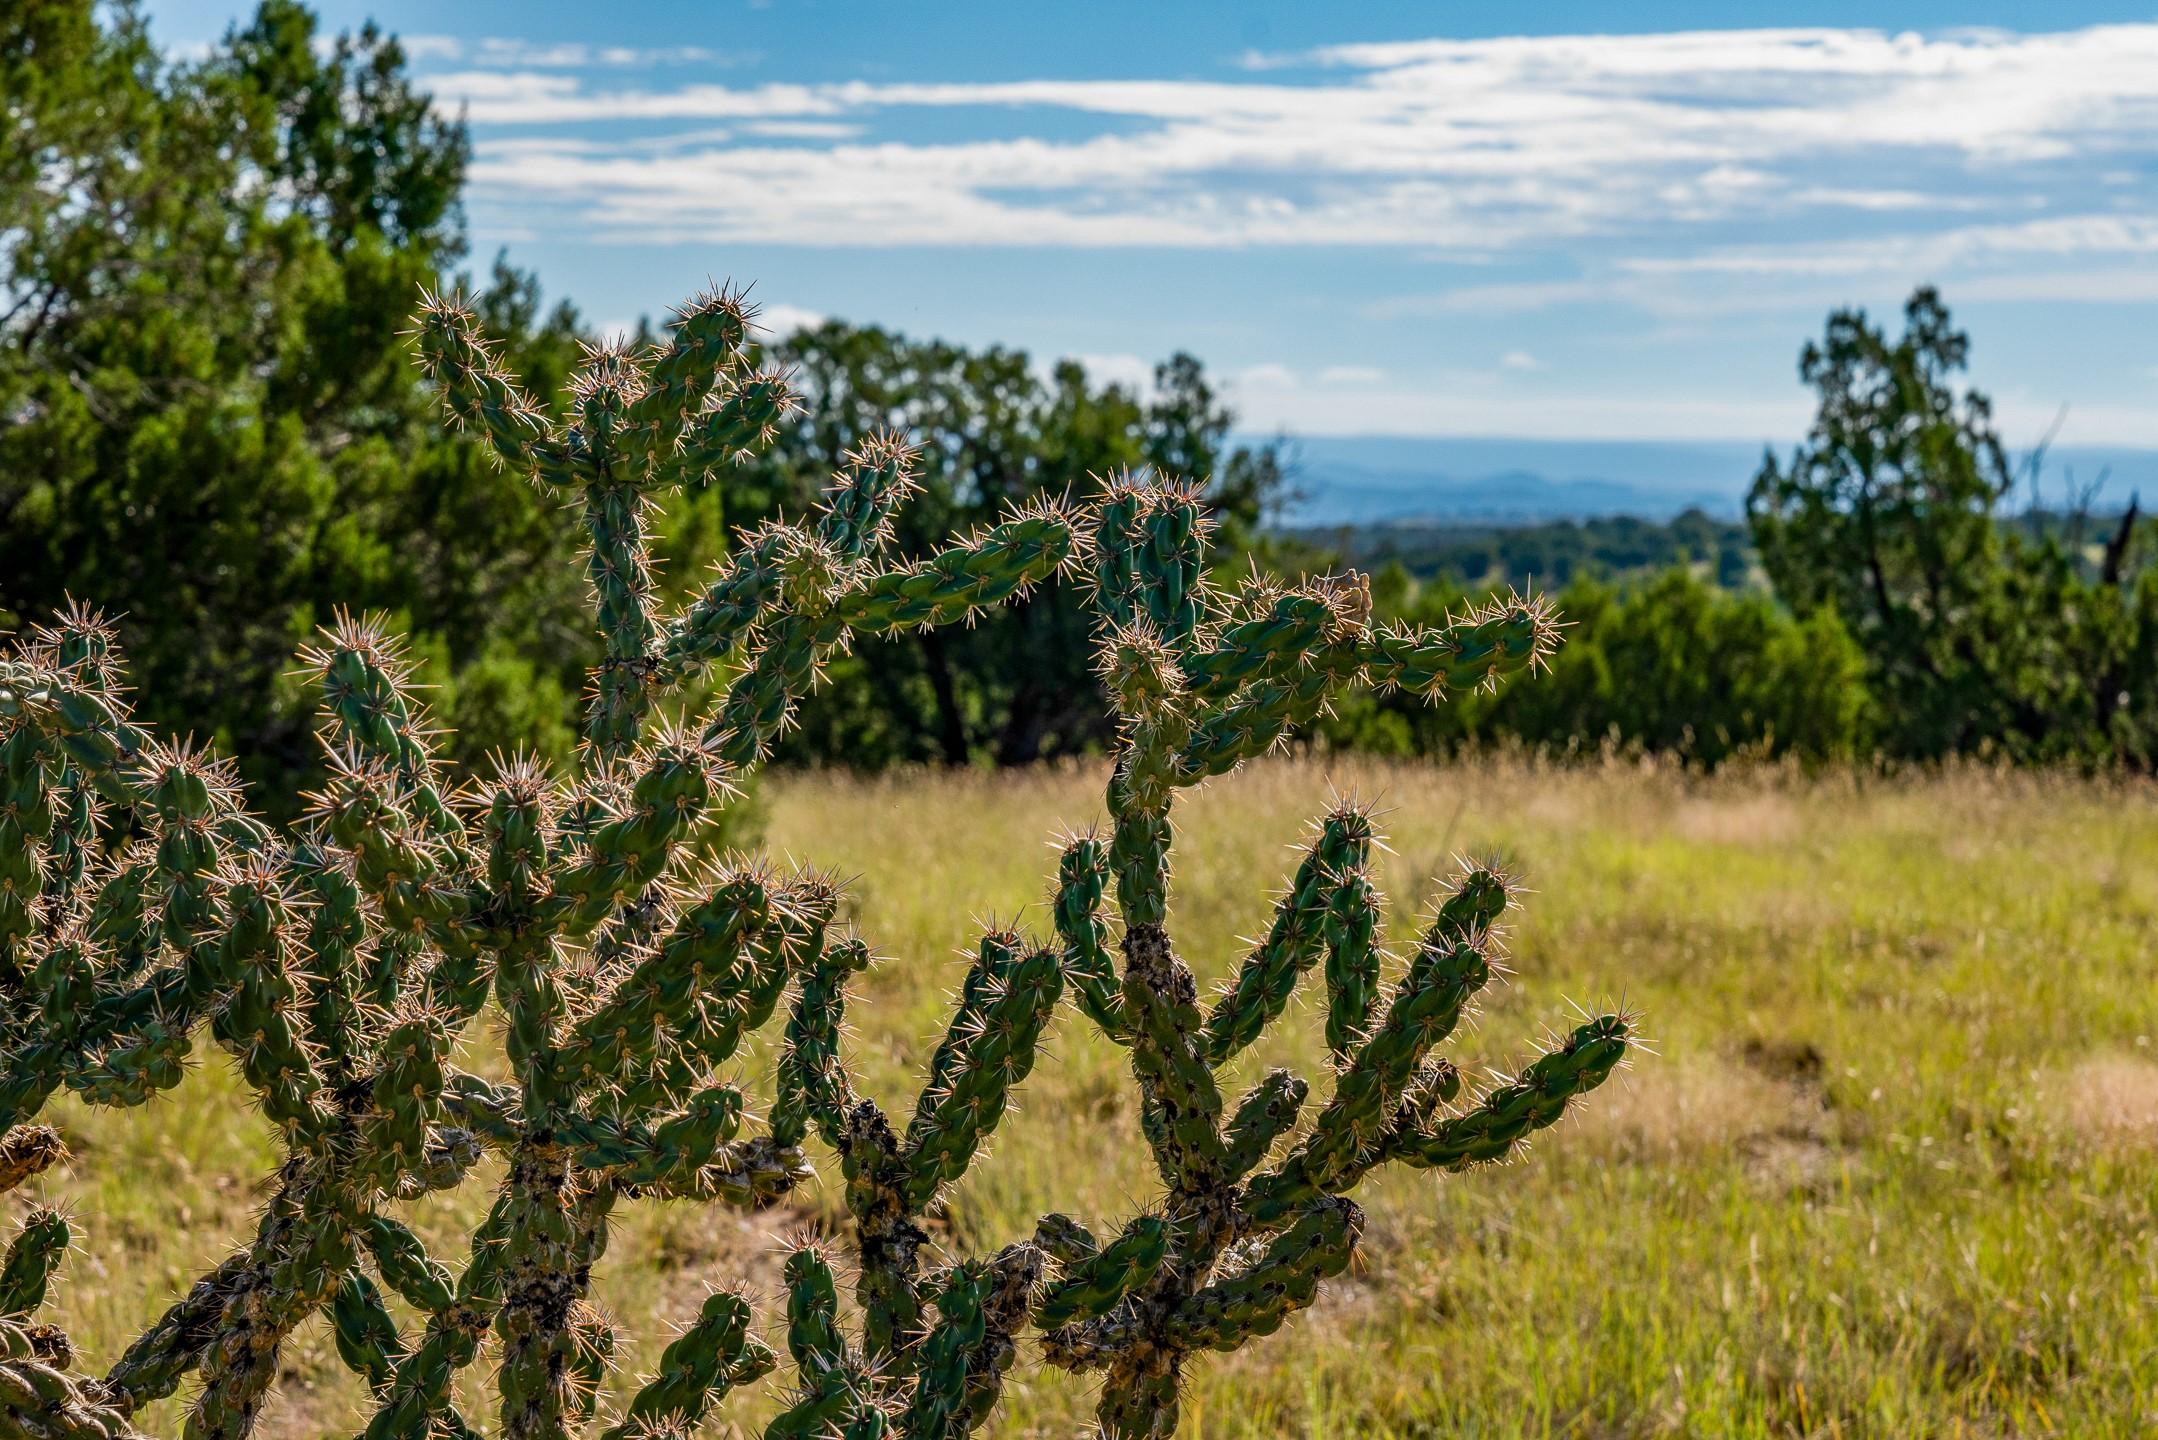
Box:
0, 2, 595, 815
733, 324, 1288, 768
0, 282, 1628, 1440
1749, 287, 2158, 766
1323, 567, 1872, 766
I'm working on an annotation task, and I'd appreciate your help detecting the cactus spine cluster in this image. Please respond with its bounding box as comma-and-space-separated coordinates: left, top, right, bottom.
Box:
0, 281, 1631, 1440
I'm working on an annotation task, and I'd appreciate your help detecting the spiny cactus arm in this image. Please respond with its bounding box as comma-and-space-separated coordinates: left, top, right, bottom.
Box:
1035, 1217, 1169, 1331
439, 1073, 524, 1150
349, 1015, 454, 1188
640, 1131, 810, 1207
310, 754, 476, 958
833, 502, 1077, 635
830, 1101, 921, 1367
1357, 594, 1562, 699
0, 719, 55, 977
900, 940, 1065, 1211
0, 1319, 145, 1440
655, 528, 789, 684
1255, 923, 1498, 1210
1172, 600, 1560, 788
703, 612, 823, 770
1052, 834, 1126, 1042
492, 937, 569, 1121
764, 1358, 889, 1440
38, 770, 96, 918
583, 478, 663, 760
621, 286, 757, 469
99, 1252, 249, 1414
291, 848, 366, 1088
1321, 868, 1384, 1063
1178, 584, 1362, 703
595, 1083, 741, 1182
0, 1210, 67, 1316
557, 873, 769, 1096
550, 733, 729, 937
411, 291, 578, 488
1158, 1196, 1360, 1353
304, 618, 468, 849
566, 1303, 617, 1434
783, 1244, 846, 1377
360, 1217, 456, 1317
187, 1196, 362, 1440
1171, 667, 1334, 784
773, 934, 869, 1151
1089, 477, 1208, 646
1384, 1014, 1631, 1172
30, 928, 97, 1047
900, 1263, 989, 1440
205, 862, 331, 1143
1221, 1070, 1308, 1181
597, 1289, 773, 1440
0, 659, 156, 810
1087, 480, 1151, 635
907, 931, 1017, 1131
675, 369, 796, 487
0, 1128, 62, 1197
331, 1271, 405, 1395
358, 1197, 512, 1440
1119, 925, 1231, 1193
1201, 808, 1373, 1066
814, 432, 921, 561
70, 845, 159, 996
679, 879, 830, 1067
493, 1160, 616, 1440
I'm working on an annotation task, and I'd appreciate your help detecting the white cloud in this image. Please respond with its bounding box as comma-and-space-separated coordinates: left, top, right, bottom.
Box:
752, 301, 827, 338
1230, 364, 1301, 391
424, 24, 2158, 258
1500, 351, 1541, 370
1070, 353, 1157, 393
1316, 365, 1386, 385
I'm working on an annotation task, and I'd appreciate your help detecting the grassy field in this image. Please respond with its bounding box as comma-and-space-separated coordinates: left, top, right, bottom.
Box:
22, 758, 2158, 1438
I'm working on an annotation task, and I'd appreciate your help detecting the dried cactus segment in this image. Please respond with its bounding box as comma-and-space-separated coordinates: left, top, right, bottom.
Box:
0, 1128, 64, 1197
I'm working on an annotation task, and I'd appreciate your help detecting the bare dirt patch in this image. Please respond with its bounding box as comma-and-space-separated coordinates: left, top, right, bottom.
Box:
2056, 1055, 2158, 1148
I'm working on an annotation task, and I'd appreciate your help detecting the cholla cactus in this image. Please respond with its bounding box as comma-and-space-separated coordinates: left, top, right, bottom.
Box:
1027, 477, 1633, 1438
0, 284, 1631, 1440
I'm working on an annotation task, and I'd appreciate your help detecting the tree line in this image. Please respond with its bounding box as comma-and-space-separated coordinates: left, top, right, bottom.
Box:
6, 1, 2155, 805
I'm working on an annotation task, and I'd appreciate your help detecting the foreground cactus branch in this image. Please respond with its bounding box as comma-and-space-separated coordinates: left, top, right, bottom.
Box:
0, 283, 1630, 1440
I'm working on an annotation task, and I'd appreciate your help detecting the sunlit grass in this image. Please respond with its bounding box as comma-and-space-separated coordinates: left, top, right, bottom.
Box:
21, 758, 2158, 1437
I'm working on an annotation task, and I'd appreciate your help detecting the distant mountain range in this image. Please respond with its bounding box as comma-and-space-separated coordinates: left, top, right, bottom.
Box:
1255, 435, 2158, 527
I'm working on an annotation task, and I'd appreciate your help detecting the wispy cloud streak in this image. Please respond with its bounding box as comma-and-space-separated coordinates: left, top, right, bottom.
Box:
416, 24, 2158, 267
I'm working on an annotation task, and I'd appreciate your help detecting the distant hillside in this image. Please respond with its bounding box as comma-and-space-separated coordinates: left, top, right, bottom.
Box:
1295, 510, 1754, 592
1261, 435, 2158, 526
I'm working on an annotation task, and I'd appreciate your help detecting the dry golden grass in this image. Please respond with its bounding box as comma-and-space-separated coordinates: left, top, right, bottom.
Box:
17, 757, 2158, 1438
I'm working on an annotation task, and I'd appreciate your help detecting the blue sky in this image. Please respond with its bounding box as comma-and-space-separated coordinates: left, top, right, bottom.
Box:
143, 2, 2158, 454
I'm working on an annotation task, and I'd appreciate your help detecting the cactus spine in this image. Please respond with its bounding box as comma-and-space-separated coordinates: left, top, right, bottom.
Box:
0, 283, 1631, 1440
